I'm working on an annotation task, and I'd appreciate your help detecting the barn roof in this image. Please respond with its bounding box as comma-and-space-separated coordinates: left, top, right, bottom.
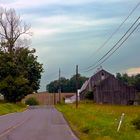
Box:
80, 79, 89, 93
79, 69, 111, 93
90, 69, 113, 79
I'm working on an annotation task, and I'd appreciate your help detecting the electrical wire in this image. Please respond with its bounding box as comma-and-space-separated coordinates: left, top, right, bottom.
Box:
84, 16, 140, 71
85, 21, 140, 72
88, 1, 140, 59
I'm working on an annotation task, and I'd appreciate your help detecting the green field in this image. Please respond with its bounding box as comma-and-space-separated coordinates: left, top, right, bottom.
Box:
0, 103, 26, 115
56, 102, 140, 140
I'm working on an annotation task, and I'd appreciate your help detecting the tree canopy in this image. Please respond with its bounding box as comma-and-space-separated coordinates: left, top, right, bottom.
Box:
0, 7, 43, 102
116, 73, 140, 92
0, 7, 31, 52
47, 74, 88, 93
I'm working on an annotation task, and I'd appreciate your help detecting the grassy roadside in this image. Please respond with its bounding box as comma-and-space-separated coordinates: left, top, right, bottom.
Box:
56, 103, 140, 140
0, 103, 26, 116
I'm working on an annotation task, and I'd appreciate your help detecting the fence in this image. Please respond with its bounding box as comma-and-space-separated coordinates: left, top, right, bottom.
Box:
23, 92, 75, 105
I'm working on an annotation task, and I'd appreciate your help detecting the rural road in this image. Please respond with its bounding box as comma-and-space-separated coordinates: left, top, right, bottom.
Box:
0, 106, 79, 140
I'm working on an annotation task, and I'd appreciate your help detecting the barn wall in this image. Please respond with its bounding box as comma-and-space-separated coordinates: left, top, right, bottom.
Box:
95, 76, 137, 105
90, 70, 112, 88
79, 69, 138, 105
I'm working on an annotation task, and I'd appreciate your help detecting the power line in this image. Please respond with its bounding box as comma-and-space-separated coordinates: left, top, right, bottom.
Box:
84, 16, 140, 71
85, 21, 140, 72
86, 20, 140, 72
46, 2, 140, 80
79, 1, 140, 72
87, 1, 140, 59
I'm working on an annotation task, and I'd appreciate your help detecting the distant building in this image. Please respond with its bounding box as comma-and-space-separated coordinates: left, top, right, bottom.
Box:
0, 94, 4, 101
65, 90, 80, 104
80, 69, 138, 105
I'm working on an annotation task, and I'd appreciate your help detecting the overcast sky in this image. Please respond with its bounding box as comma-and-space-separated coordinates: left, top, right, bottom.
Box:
0, 0, 140, 91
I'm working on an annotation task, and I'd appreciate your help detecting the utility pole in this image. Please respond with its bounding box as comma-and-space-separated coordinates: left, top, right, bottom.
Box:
76, 65, 78, 108
58, 68, 61, 103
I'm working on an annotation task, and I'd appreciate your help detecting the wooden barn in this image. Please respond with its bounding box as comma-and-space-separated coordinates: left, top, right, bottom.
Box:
80, 69, 138, 105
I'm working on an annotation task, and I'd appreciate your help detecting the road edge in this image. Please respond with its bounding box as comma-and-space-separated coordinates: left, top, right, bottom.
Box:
55, 106, 80, 140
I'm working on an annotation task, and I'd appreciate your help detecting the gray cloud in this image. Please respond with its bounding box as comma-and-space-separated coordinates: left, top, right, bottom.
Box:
1, 0, 140, 91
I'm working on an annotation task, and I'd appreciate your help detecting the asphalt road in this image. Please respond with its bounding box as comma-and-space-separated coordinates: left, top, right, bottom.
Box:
0, 106, 79, 140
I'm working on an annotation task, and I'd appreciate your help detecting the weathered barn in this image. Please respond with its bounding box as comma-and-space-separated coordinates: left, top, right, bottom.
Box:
80, 69, 138, 105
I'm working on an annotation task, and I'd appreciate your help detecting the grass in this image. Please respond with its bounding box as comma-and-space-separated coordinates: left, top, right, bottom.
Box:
0, 103, 26, 116
56, 102, 140, 140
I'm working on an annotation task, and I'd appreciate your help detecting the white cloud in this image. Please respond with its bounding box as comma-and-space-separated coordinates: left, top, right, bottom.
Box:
31, 15, 119, 38
38, 15, 118, 26
32, 28, 63, 37
0, 0, 126, 9
1, 0, 137, 92
0, 0, 46, 9
126, 67, 140, 76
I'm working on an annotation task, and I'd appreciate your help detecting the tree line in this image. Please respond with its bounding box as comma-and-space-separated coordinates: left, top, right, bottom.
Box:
0, 7, 43, 102
116, 73, 140, 92
47, 74, 88, 93
47, 72, 140, 93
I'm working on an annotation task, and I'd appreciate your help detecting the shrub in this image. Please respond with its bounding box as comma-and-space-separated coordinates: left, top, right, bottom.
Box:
132, 116, 140, 130
25, 97, 39, 106
84, 91, 94, 100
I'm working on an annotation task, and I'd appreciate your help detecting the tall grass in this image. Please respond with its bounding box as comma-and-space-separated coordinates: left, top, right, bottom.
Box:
0, 103, 26, 115
56, 103, 140, 140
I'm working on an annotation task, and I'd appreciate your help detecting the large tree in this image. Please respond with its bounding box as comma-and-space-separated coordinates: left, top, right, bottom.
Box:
0, 7, 31, 52
0, 8, 43, 102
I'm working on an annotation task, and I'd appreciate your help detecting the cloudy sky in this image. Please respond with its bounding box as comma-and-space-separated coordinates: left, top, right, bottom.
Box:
0, 0, 140, 91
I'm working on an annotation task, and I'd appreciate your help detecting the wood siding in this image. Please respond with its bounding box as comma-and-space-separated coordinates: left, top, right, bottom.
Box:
80, 69, 138, 105
95, 76, 137, 104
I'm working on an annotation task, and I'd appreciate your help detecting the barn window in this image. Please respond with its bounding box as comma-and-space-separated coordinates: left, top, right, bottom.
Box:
101, 72, 105, 80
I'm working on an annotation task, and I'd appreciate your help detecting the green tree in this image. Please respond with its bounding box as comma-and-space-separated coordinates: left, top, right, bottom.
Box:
116, 73, 129, 84
15, 48, 43, 92
116, 73, 140, 92
68, 74, 88, 92
47, 74, 88, 93
60, 77, 70, 92
0, 48, 43, 102
47, 80, 59, 93
116, 73, 122, 81
0, 8, 43, 102
135, 74, 140, 92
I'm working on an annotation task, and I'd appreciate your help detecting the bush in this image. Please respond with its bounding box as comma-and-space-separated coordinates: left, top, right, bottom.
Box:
25, 97, 39, 106
132, 116, 140, 130
84, 91, 94, 100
